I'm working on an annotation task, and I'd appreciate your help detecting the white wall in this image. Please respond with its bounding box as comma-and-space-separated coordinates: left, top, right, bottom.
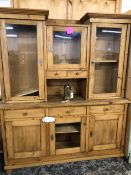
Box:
122, 0, 131, 12
0, 0, 11, 7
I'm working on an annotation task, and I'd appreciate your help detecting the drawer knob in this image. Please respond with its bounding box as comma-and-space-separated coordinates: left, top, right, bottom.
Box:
90, 131, 93, 137
51, 135, 54, 141
42, 117, 55, 123
66, 111, 70, 114
55, 73, 58, 76
76, 72, 79, 75
104, 108, 109, 112
23, 112, 28, 116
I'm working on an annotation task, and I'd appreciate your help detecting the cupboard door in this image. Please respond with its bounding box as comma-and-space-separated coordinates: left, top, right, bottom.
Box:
88, 114, 123, 151
89, 23, 127, 99
5, 117, 46, 159
49, 116, 87, 155
47, 26, 87, 70
1, 20, 45, 101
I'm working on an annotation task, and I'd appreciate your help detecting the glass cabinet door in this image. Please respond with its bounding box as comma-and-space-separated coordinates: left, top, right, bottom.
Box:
47, 26, 87, 69
1, 20, 45, 101
49, 116, 86, 155
89, 23, 127, 99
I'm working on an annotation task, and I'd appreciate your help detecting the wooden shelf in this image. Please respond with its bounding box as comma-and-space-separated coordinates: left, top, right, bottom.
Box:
56, 141, 80, 149
48, 95, 85, 102
56, 124, 80, 134
15, 88, 39, 97
92, 60, 118, 63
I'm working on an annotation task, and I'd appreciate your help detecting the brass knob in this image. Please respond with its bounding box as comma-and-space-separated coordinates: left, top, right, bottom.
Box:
23, 112, 28, 116
66, 111, 70, 114
103, 108, 109, 112
55, 72, 58, 76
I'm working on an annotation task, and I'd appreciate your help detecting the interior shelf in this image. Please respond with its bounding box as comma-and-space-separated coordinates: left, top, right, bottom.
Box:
48, 95, 85, 102
92, 59, 118, 63
56, 124, 80, 134
56, 141, 80, 149
15, 88, 39, 97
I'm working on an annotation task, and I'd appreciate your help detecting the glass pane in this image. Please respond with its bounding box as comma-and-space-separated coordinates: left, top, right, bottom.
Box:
96, 28, 121, 61
6, 24, 39, 97
55, 123, 80, 149
53, 30, 81, 64
94, 63, 118, 93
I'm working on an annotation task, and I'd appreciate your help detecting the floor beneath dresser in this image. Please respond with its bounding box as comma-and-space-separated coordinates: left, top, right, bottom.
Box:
1, 156, 131, 175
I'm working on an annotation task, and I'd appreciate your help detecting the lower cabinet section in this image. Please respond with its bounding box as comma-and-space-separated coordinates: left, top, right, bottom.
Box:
4, 109, 46, 159
88, 114, 123, 151
49, 115, 87, 155
2, 104, 127, 170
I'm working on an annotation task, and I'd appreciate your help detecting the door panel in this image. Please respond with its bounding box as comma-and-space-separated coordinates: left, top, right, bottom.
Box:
49, 115, 87, 155
47, 26, 87, 70
1, 20, 45, 101
88, 114, 123, 151
5, 110, 46, 159
89, 23, 127, 99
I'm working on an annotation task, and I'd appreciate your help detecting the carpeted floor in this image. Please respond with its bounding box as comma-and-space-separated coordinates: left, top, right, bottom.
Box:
1, 156, 131, 175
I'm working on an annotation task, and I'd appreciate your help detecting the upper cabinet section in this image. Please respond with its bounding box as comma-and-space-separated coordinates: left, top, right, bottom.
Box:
0, 8, 48, 101
89, 23, 127, 99
47, 24, 88, 70
81, 13, 131, 99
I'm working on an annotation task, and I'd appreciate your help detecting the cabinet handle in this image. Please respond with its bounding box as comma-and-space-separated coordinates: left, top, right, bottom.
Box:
90, 131, 93, 137
51, 135, 54, 141
103, 108, 109, 112
55, 72, 58, 76
91, 60, 95, 64
23, 112, 28, 116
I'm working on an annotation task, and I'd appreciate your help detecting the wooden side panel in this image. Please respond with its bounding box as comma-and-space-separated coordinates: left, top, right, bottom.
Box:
0, 110, 3, 154
126, 26, 131, 99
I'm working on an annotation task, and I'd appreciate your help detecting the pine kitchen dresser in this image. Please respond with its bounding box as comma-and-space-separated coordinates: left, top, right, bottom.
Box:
0, 8, 131, 171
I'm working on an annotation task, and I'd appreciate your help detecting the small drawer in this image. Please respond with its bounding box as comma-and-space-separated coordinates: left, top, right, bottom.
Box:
87, 105, 124, 114
47, 71, 66, 79
48, 107, 86, 116
67, 71, 87, 78
5, 109, 45, 120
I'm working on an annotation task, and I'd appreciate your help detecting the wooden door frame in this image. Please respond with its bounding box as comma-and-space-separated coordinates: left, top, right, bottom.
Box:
47, 25, 88, 70
1, 19, 45, 101
49, 115, 87, 155
88, 113, 124, 152
89, 23, 127, 99
5, 117, 46, 159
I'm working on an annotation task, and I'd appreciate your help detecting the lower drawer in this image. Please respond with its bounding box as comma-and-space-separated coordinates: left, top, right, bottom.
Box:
87, 105, 124, 114
4, 109, 45, 120
48, 106, 86, 116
